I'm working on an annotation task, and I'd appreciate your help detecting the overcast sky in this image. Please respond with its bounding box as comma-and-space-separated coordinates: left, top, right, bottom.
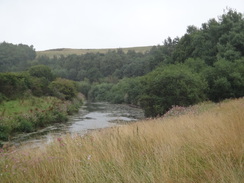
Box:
0, 0, 243, 51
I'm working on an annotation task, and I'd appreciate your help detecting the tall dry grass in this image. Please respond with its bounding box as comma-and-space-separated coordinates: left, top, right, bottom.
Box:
0, 98, 243, 183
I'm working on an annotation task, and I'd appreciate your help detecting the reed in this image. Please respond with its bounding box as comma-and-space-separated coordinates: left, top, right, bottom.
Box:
0, 98, 243, 182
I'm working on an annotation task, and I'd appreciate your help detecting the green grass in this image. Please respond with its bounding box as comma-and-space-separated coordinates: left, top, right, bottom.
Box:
37, 46, 153, 58
0, 97, 57, 117
0, 98, 243, 182
0, 96, 82, 143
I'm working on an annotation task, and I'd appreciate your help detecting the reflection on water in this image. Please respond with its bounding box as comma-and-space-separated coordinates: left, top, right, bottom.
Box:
10, 102, 144, 147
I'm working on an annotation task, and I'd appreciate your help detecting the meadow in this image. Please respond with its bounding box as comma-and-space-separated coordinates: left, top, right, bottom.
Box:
36, 46, 153, 57
0, 98, 243, 182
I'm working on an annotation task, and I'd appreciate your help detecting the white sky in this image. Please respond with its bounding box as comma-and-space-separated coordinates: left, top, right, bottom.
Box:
0, 0, 243, 51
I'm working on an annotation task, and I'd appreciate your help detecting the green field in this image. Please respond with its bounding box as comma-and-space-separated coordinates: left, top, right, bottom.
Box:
37, 46, 153, 57
0, 97, 57, 117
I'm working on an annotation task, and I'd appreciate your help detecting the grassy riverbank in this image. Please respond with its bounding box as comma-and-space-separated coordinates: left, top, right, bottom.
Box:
0, 96, 82, 143
0, 98, 243, 182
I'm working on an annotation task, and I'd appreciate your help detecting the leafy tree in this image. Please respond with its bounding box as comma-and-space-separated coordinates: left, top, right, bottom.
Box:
0, 72, 29, 99
49, 78, 77, 100
77, 80, 91, 98
203, 59, 244, 101
140, 64, 207, 117
86, 67, 102, 82
184, 58, 209, 73
107, 77, 143, 104
27, 65, 54, 96
172, 9, 244, 65
100, 51, 124, 77
28, 65, 54, 81
28, 76, 50, 96
88, 83, 113, 102
0, 42, 36, 72
52, 67, 68, 78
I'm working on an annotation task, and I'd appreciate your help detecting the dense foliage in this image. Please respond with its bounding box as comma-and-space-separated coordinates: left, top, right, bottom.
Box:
139, 64, 208, 117
86, 9, 244, 116
0, 66, 82, 143
0, 65, 78, 101
35, 49, 151, 81
0, 42, 36, 72
0, 9, 244, 117
49, 78, 77, 100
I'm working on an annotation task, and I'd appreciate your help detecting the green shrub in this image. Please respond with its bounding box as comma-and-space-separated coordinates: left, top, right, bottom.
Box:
15, 117, 34, 133
53, 111, 68, 122
88, 83, 113, 102
140, 64, 208, 117
0, 72, 29, 100
77, 80, 91, 98
28, 65, 54, 81
35, 112, 49, 127
49, 78, 77, 100
0, 124, 10, 141
28, 77, 50, 96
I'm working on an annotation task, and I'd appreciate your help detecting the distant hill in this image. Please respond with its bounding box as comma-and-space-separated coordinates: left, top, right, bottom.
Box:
37, 46, 153, 57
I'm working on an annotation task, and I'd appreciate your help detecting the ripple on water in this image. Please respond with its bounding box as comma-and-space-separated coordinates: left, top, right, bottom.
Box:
10, 102, 144, 147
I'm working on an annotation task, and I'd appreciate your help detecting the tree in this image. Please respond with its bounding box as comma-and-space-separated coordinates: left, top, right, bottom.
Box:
203, 59, 244, 101
0, 42, 36, 72
140, 64, 207, 117
0, 72, 29, 99
28, 65, 54, 81
49, 78, 77, 100
77, 79, 91, 98
171, 9, 244, 65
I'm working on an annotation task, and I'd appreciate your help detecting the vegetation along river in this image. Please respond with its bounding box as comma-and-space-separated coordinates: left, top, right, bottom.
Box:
10, 102, 144, 147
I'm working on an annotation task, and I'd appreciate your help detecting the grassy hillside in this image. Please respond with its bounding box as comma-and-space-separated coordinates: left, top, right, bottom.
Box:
37, 46, 153, 57
0, 98, 243, 182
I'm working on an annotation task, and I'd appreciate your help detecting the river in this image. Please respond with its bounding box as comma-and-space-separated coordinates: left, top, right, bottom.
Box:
10, 102, 144, 147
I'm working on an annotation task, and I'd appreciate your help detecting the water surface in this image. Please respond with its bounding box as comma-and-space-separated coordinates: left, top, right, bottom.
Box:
11, 102, 144, 147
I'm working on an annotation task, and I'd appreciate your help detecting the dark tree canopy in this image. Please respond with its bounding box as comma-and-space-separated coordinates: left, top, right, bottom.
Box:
0, 42, 36, 72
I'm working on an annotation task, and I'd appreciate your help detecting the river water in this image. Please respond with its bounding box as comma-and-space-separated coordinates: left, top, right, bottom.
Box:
10, 102, 144, 147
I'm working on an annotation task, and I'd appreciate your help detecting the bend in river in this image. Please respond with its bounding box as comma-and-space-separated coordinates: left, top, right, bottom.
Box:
10, 102, 144, 147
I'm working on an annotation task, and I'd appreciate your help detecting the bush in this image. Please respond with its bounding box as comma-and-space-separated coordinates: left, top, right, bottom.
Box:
15, 117, 34, 133
28, 65, 54, 81
53, 111, 68, 122
0, 72, 29, 100
140, 64, 208, 117
49, 78, 77, 100
77, 80, 91, 98
88, 83, 113, 102
0, 124, 10, 141
204, 59, 244, 101
28, 77, 50, 96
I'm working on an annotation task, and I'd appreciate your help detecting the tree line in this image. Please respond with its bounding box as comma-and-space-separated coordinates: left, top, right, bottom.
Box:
0, 42, 36, 72
0, 9, 243, 117
0, 65, 78, 102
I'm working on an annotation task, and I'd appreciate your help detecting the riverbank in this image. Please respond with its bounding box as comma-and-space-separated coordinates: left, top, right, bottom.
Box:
2, 102, 144, 148
0, 98, 243, 182
0, 96, 83, 146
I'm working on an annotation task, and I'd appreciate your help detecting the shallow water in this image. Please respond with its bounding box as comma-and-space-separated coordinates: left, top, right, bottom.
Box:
10, 102, 144, 147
